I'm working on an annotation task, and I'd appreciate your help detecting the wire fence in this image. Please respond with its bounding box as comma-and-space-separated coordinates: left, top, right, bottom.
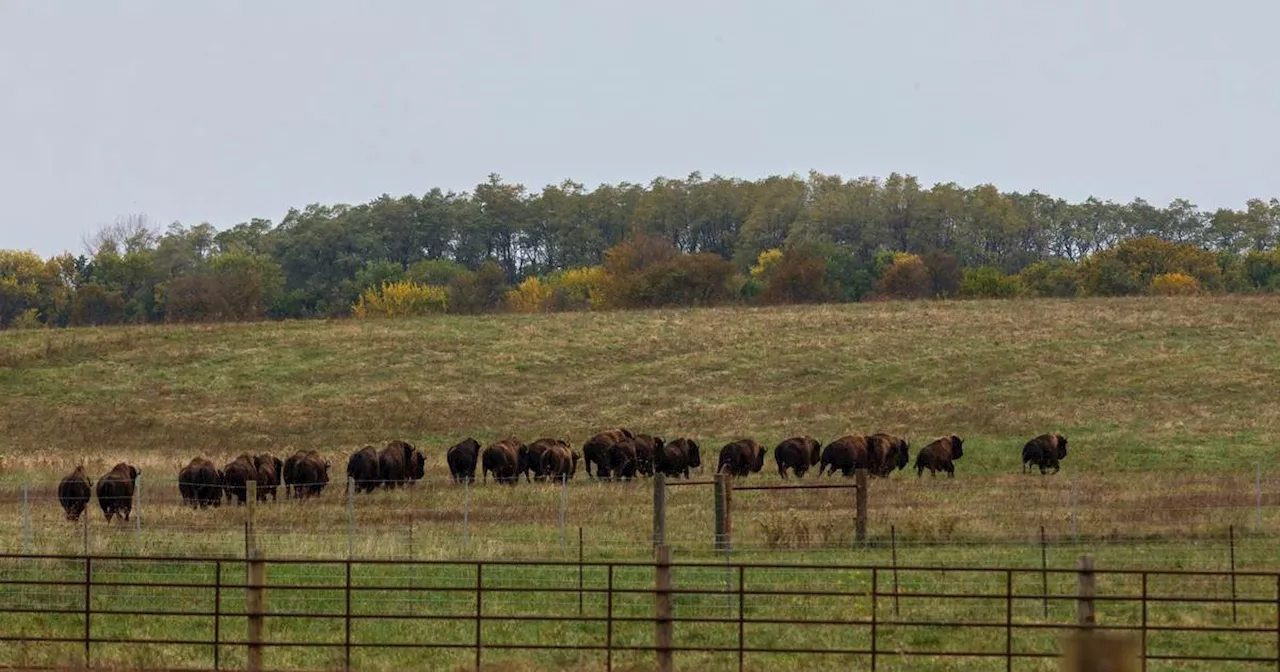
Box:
1, 469, 1277, 567
0, 551, 1276, 671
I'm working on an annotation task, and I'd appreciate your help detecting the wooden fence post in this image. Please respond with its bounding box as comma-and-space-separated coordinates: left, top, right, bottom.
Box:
653, 473, 667, 548
654, 544, 673, 672
246, 548, 266, 672
1076, 554, 1095, 628
855, 468, 869, 544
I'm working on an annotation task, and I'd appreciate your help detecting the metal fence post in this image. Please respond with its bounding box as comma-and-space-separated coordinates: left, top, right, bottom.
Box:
245, 481, 257, 558
83, 556, 91, 667
1041, 525, 1050, 618
606, 564, 614, 672
475, 562, 483, 670
214, 560, 222, 671
713, 474, 728, 551
870, 567, 878, 671
1229, 525, 1238, 623
1005, 570, 1013, 672
654, 544, 673, 672
559, 474, 568, 551
82, 509, 90, 556
133, 472, 141, 547
890, 525, 900, 616
347, 477, 355, 560
345, 560, 352, 671
464, 478, 471, 549
737, 565, 745, 672
653, 473, 667, 548
855, 468, 868, 544
246, 548, 265, 672
21, 482, 30, 555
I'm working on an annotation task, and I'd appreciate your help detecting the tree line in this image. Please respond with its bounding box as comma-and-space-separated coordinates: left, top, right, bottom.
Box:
3, 171, 1280, 329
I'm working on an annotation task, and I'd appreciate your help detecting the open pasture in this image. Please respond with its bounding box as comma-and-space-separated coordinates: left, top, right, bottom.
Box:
2, 296, 1280, 669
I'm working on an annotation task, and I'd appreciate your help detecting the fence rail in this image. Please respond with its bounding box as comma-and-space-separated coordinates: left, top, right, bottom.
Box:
0, 551, 1277, 671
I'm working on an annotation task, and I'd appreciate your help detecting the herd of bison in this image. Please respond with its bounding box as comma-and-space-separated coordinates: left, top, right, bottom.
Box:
53, 430, 1069, 522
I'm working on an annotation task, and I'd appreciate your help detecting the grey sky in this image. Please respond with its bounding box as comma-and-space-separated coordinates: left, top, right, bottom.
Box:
2, 0, 1277, 256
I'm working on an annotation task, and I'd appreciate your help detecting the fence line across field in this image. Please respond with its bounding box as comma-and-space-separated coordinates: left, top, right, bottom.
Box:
0, 551, 1277, 671
6, 468, 1280, 563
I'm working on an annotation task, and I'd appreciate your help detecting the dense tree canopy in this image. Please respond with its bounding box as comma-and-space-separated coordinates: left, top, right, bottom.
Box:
3, 171, 1280, 328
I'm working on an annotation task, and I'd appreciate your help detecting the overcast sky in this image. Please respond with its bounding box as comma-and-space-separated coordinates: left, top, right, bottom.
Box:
2, 0, 1277, 256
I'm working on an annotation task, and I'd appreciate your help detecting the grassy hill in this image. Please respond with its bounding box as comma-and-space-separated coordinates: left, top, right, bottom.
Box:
2, 296, 1278, 478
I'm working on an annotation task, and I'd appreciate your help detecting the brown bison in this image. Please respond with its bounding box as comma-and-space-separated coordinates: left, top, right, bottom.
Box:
378, 440, 425, 488
867, 433, 910, 477
1022, 433, 1068, 474
222, 455, 258, 505
179, 457, 223, 508
582, 428, 634, 480
774, 436, 822, 478
655, 438, 701, 479
540, 442, 581, 482
818, 435, 872, 477
446, 438, 482, 483
916, 435, 964, 477
482, 438, 526, 485
717, 439, 767, 477
632, 434, 664, 477
253, 453, 283, 501
284, 450, 330, 498
347, 446, 381, 493
523, 438, 571, 482
96, 462, 139, 522
58, 466, 92, 521
606, 438, 642, 481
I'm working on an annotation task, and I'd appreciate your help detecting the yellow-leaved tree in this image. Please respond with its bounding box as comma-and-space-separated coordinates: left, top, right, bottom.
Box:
351, 281, 448, 318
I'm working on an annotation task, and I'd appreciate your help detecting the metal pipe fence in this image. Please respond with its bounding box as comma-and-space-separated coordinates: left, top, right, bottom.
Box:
0, 552, 1276, 670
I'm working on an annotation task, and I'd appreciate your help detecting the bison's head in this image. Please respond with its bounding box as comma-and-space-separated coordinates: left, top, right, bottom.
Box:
950, 436, 964, 459
752, 446, 767, 473
1057, 435, 1068, 460
688, 441, 702, 469
411, 451, 426, 481
128, 465, 140, 482
570, 451, 581, 475
895, 441, 910, 470
620, 428, 635, 440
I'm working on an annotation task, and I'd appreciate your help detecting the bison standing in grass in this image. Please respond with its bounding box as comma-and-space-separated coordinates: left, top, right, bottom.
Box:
867, 433, 910, 477
482, 438, 526, 485
523, 438, 571, 482
582, 428, 634, 480
655, 438, 701, 479
717, 439, 767, 478
284, 450, 330, 498
347, 446, 381, 493
253, 453, 283, 501
446, 438, 482, 483
378, 440, 425, 488
58, 466, 92, 521
179, 457, 223, 508
539, 442, 581, 482
774, 436, 822, 478
916, 435, 964, 478
96, 463, 140, 522
819, 435, 872, 477
1022, 433, 1068, 474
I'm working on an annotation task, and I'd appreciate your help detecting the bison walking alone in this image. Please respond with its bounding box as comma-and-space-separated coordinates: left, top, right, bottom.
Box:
655, 438, 701, 479
1022, 433, 1068, 474
446, 438, 482, 483
717, 439, 766, 478
774, 436, 822, 478
916, 435, 964, 477
96, 463, 140, 522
